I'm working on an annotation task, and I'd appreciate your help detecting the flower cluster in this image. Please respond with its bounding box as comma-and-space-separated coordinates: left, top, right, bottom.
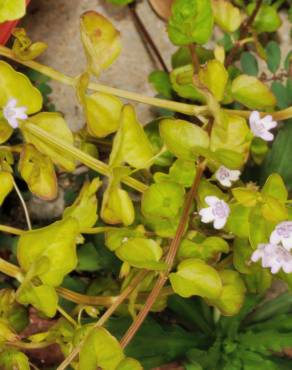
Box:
249, 111, 277, 142
251, 221, 292, 274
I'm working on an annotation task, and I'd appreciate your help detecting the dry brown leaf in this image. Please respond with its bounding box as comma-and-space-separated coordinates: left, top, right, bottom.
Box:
149, 0, 173, 20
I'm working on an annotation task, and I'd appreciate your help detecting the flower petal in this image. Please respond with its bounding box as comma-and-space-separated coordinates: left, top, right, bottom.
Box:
249, 111, 260, 125
205, 196, 219, 206
199, 207, 214, 223
270, 230, 281, 245
213, 217, 227, 230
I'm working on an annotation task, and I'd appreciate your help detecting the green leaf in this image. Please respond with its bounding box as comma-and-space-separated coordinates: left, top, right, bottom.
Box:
168, 159, 197, 187
110, 105, 154, 169
169, 259, 222, 299
271, 81, 291, 109
19, 144, 57, 201
261, 120, 292, 191
178, 236, 229, 261
0, 0, 26, 22
105, 228, 144, 252
63, 178, 101, 230
0, 171, 13, 206
199, 59, 228, 101
80, 11, 121, 77
117, 357, 143, 370
101, 168, 135, 226
266, 41, 281, 73
247, 3, 282, 33
232, 187, 259, 207
284, 51, 292, 71
115, 237, 166, 270
212, 0, 242, 33
0, 61, 42, 115
84, 92, 123, 138
160, 118, 209, 160
248, 205, 271, 249
170, 65, 204, 101
148, 71, 173, 99
231, 75, 276, 109
23, 112, 75, 172
168, 0, 214, 46
77, 243, 101, 272
240, 52, 259, 76
142, 181, 185, 219
226, 204, 250, 238
79, 327, 124, 370
0, 350, 30, 370
17, 283, 58, 318
17, 218, 80, 287
261, 174, 287, 203
207, 270, 246, 316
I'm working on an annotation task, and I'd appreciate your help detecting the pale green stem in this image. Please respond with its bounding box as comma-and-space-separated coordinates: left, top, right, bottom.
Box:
1, 46, 292, 121
81, 226, 119, 234
23, 122, 148, 193
0, 46, 207, 116
12, 179, 32, 230
0, 224, 24, 235
57, 305, 78, 328
7, 340, 54, 350
0, 257, 23, 282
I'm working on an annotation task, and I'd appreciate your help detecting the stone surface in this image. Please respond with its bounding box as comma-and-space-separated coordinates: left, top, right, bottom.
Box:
22, 0, 175, 130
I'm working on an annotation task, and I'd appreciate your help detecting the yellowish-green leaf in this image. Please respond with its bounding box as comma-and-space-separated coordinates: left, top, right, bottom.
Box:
231, 75, 276, 109
63, 178, 101, 230
0, 349, 30, 370
232, 187, 259, 207
101, 168, 135, 226
19, 144, 57, 201
84, 92, 123, 138
12, 28, 48, 61
261, 196, 288, 223
117, 357, 143, 370
212, 0, 242, 32
261, 173, 288, 203
0, 171, 13, 206
79, 327, 124, 370
80, 11, 121, 77
199, 59, 228, 101
0, 118, 13, 144
17, 283, 58, 318
23, 112, 75, 172
0, 61, 42, 114
0, 0, 26, 22
115, 237, 166, 270
159, 118, 209, 160
0, 319, 18, 343
110, 105, 154, 169
169, 258, 222, 298
17, 218, 80, 287
208, 270, 246, 316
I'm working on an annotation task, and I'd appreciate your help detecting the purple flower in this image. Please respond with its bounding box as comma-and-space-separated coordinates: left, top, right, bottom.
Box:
3, 98, 27, 129
249, 111, 277, 141
270, 221, 292, 251
215, 166, 240, 187
199, 196, 230, 230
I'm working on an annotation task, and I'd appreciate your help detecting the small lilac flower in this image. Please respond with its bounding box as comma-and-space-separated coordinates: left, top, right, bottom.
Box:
251, 243, 292, 274
3, 98, 27, 129
199, 196, 230, 230
270, 221, 292, 251
215, 166, 240, 187
249, 111, 277, 142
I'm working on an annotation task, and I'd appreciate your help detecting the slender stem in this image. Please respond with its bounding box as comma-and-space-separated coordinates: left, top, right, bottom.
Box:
81, 226, 118, 234
120, 160, 207, 349
225, 0, 263, 67
23, 123, 148, 193
0, 224, 24, 235
7, 340, 54, 350
56, 287, 118, 307
12, 179, 32, 230
188, 44, 200, 74
57, 305, 78, 328
128, 3, 169, 73
0, 45, 205, 117
56, 270, 148, 370
0, 257, 23, 282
